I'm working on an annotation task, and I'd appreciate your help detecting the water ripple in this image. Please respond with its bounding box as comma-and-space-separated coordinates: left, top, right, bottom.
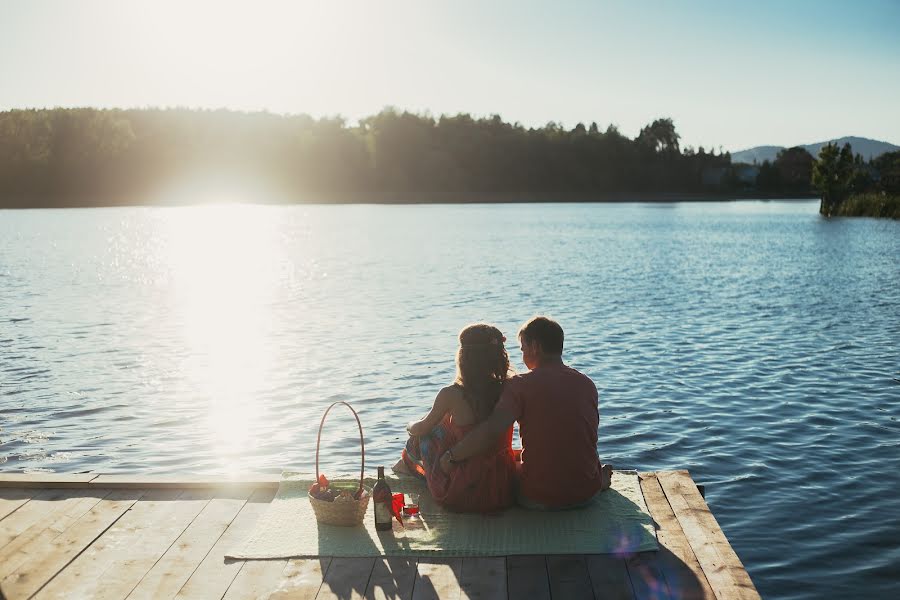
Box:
0, 202, 898, 599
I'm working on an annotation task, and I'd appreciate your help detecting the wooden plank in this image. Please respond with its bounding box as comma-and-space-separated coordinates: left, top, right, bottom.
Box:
412, 558, 463, 600
506, 556, 550, 600
546, 555, 593, 600
0, 488, 145, 600
0, 488, 90, 552
586, 555, 634, 600
0, 489, 111, 580
625, 552, 672, 600
0, 474, 97, 488
222, 559, 288, 600
657, 471, 760, 600
32, 488, 185, 600
268, 558, 332, 600
0, 490, 33, 521
640, 473, 715, 600
316, 557, 376, 600
91, 475, 280, 490
459, 557, 506, 600
125, 490, 252, 600
365, 558, 418, 600
86, 489, 215, 600
173, 488, 276, 599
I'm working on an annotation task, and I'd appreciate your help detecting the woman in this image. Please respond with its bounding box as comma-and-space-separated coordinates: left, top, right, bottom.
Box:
397, 323, 516, 513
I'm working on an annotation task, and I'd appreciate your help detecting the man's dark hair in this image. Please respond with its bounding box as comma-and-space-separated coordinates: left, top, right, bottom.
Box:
518, 316, 564, 355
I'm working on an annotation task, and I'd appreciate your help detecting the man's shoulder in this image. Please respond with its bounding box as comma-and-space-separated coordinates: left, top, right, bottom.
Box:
506, 372, 532, 385
504, 367, 593, 390
535, 365, 597, 396
504, 371, 540, 391
565, 365, 597, 386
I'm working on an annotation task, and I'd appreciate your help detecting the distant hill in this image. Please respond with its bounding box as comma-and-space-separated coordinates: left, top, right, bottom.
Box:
732, 136, 900, 164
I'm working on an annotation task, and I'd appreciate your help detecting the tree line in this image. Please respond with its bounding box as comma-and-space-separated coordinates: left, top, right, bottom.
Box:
0, 107, 896, 208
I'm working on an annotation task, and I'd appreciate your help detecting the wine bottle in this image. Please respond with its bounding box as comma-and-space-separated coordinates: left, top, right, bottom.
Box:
372, 466, 393, 531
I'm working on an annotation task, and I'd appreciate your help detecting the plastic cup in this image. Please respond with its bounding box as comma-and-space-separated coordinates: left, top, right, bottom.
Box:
403, 492, 420, 516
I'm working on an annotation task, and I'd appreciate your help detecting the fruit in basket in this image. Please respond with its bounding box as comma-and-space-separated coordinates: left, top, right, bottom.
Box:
334, 490, 355, 503
309, 474, 339, 502
315, 488, 337, 501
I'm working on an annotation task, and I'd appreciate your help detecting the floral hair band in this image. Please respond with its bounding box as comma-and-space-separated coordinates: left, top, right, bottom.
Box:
461, 335, 506, 348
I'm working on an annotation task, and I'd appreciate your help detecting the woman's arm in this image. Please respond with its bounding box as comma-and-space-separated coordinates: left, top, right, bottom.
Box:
439, 405, 516, 472
406, 386, 453, 437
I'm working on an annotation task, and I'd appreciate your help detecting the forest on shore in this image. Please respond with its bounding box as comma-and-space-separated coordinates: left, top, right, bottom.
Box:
0, 107, 897, 210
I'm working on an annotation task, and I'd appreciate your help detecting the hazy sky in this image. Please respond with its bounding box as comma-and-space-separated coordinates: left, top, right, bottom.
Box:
2, 0, 898, 151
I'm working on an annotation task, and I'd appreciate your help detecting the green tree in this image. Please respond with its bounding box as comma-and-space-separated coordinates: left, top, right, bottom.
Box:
873, 150, 900, 194
773, 146, 814, 192
812, 142, 855, 216
756, 160, 781, 191
636, 118, 680, 155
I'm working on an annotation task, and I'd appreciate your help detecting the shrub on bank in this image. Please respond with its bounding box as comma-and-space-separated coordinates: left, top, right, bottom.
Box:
835, 192, 900, 219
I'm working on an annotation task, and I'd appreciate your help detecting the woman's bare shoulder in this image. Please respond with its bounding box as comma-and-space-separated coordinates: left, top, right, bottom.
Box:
437, 383, 464, 401
438, 383, 474, 423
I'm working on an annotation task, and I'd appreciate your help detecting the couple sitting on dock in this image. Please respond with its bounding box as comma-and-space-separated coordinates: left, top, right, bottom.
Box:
395, 316, 613, 513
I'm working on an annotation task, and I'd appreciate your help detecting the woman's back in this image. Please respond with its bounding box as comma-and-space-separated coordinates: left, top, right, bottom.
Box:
442, 384, 478, 427
399, 323, 516, 512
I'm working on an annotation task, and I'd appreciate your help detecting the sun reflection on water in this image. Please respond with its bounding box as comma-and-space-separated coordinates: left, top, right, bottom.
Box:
160, 204, 284, 474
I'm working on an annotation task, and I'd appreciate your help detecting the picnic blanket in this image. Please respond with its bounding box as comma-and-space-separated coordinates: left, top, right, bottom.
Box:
227, 470, 657, 559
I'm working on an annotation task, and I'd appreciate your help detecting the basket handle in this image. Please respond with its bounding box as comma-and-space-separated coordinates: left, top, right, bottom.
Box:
315, 401, 365, 495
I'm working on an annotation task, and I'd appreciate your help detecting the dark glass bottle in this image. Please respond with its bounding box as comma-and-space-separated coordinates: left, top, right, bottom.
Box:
372, 466, 393, 531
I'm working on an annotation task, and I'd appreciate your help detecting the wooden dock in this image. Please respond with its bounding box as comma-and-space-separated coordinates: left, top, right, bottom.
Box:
0, 470, 759, 600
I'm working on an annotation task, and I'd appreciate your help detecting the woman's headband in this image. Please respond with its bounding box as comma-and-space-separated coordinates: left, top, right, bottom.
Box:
460, 335, 506, 348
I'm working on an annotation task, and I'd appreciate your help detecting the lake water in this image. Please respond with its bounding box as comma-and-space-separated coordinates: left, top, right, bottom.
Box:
1, 201, 898, 598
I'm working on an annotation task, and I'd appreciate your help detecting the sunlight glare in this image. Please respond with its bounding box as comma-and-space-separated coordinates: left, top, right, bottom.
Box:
161, 203, 284, 473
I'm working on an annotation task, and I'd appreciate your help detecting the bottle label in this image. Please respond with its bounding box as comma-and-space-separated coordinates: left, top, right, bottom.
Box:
375, 502, 391, 525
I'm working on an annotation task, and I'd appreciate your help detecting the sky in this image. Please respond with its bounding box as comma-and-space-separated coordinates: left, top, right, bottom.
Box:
1, 0, 899, 151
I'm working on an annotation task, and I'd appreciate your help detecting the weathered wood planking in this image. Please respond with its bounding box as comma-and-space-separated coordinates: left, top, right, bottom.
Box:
366, 557, 418, 600
0, 489, 33, 521
585, 554, 634, 600
222, 558, 289, 600
639, 473, 716, 600
0, 474, 97, 488
91, 475, 280, 490
413, 558, 463, 600
124, 490, 253, 600
33, 488, 185, 600
0, 473, 280, 490
547, 554, 594, 599
0, 471, 758, 600
317, 557, 377, 600
0, 489, 112, 581
459, 557, 507, 600
656, 471, 760, 600
1, 489, 145, 599
84, 489, 215, 600
173, 489, 277, 600
506, 555, 551, 600
266, 558, 332, 600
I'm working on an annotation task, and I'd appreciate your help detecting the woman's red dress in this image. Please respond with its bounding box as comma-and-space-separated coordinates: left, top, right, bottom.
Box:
402, 414, 515, 513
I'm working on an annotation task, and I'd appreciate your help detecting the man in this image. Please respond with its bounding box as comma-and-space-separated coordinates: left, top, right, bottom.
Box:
440, 316, 612, 509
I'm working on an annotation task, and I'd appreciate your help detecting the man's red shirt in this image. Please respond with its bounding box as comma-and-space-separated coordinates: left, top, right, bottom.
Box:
496, 364, 602, 508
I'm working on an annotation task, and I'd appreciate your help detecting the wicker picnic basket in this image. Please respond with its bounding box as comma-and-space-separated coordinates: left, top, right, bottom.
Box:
308, 401, 371, 526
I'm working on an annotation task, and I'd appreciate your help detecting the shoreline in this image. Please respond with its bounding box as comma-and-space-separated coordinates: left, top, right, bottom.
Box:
0, 191, 819, 209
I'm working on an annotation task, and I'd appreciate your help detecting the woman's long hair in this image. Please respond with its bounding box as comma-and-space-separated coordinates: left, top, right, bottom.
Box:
455, 323, 511, 422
